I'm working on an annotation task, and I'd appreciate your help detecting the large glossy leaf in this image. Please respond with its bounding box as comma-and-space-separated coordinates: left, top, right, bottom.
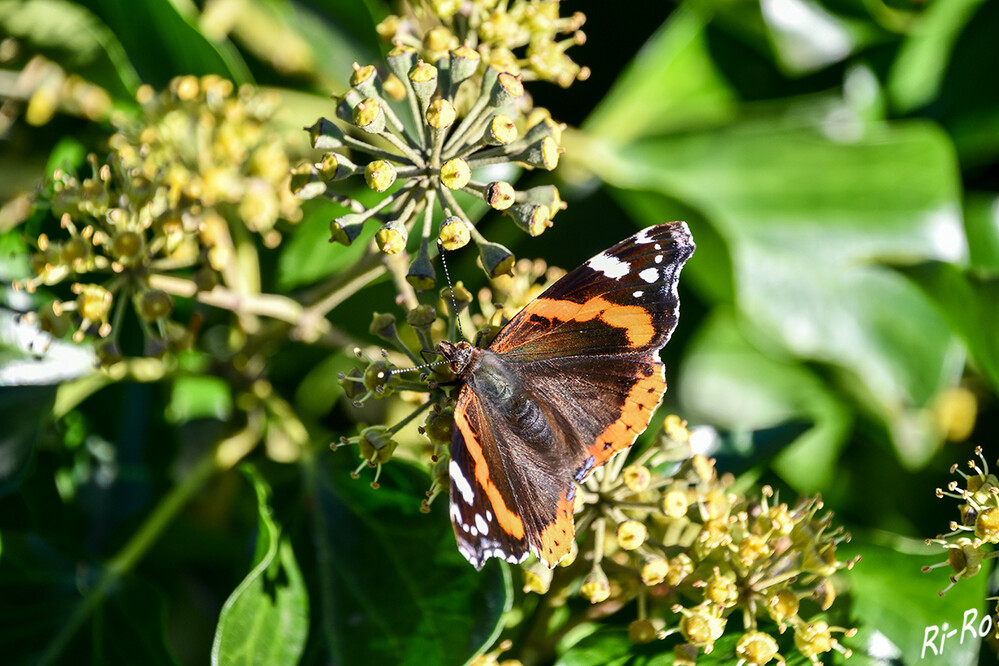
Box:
588, 117, 964, 467
212, 467, 309, 666
678, 309, 850, 493
964, 193, 999, 272
844, 536, 988, 666
312, 455, 511, 666
889, 261, 999, 394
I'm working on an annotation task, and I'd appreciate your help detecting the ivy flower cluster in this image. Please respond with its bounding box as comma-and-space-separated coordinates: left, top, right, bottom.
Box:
377, 0, 590, 88
14, 75, 301, 360
292, 4, 572, 287
519, 417, 858, 665
922, 446, 999, 598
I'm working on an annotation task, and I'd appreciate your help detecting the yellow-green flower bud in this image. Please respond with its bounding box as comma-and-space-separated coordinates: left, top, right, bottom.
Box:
363, 359, 401, 395
522, 560, 553, 595
368, 312, 397, 341
358, 425, 399, 464
407, 245, 437, 291
406, 304, 437, 328
485, 181, 516, 210
426, 98, 457, 129
441, 281, 473, 317
794, 621, 833, 660
386, 44, 418, 81
519, 184, 565, 219
767, 588, 799, 625
365, 160, 397, 192
641, 558, 669, 586
138, 289, 173, 321
736, 632, 780, 666
628, 619, 657, 644
738, 533, 771, 566
477, 239, 515, 278
680, 609, 725, 649
508, 203, 550, 236
449, 44, 481, 86
523, 136, 561, 170
439, 216, 471, 250
353, 97, 386, 133
290, 162, 326, 200
705, 572, 738, 608
617, 520, 647, 550
490, 71, 524, 107
423, 405, 454, 445
662, 489, 688, 517
329, 213, 367, 246
580, 565, 610, 603
485, 114, 518, 145
350, 63, 378, 95
666, 553, 694, 585
409, 60, 439, 105
440, 158, 471, 190
976, 507, 999, 543
376, 220, 408, 254
316, 152, 356, 182
111, 230, 143, 262
622, 465, 651, 492
337, 367, 365, 400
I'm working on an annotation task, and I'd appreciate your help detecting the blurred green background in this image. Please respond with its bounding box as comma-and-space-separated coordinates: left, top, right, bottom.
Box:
1, 0, 998, 664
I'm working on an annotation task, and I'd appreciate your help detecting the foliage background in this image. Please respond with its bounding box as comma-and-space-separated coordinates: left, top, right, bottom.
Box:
1, 0, 998, 664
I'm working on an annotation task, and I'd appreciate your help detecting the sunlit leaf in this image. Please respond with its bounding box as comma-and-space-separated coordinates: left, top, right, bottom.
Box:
166, 375, 233, 424
212, 467, 309, 666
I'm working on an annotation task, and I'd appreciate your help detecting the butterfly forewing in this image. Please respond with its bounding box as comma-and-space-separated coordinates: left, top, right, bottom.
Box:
447, 222, 695, 569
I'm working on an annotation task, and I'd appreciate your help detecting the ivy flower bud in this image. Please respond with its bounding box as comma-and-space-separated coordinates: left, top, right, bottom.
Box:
353, 98, 386, 133
628, 619, 657, 644
363, 359, 401, 396
793, 621, 833, 660
329, 213, 367, 246
426, 98, 457, 129
368, 312, 397, 341
641, 558, 669, 586
422, 405, 454, 445
975, 506, 999, 542
365, 160, 397, 192
477, 239, 515, 278
519, 184, 565, 219
485, 114, 518, 145
290, 162, 325, 199
376, 220, 408, 254
307, 118, 344, 150
407, 244, 437, 291
449, 44, 481, 87
679, 609, 726, 651
521, 136, 561, 170
408, 60, 439, 107
736, 632, 781, 666
617, 520, 647, 551
350, 63, 378, 96
489, 71, 524, 107
580, 565, 610, 604
358, 425, 399, 465
485, 182, 516, 210
508, 203, 551, 236
439, 216, 471, 250
440, 158, 471, 190
522, 560, 553, 595
386, 44, 418, 81
316, 152, 356, 182
138, 289, 173, 321
662, 489, 689, 517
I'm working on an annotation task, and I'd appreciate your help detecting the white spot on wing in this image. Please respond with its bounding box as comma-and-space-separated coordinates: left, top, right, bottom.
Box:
633, 290, 644, 298
450, 460, 475, 505
639, 267, 659, 283
485, 510, 493, 521
654, 255, 663, 264
634, 227, 655, 244
587, 252, 629, 279
475, 513, 489, 535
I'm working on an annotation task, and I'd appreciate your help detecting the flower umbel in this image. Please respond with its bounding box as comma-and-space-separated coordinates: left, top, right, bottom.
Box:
294, 14, 570, 287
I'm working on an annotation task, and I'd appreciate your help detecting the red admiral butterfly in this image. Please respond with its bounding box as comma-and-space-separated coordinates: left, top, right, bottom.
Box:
439, 222, 695, 569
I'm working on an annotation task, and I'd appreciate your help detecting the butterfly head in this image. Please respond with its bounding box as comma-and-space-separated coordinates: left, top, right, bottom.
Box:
437, 340, 476, 376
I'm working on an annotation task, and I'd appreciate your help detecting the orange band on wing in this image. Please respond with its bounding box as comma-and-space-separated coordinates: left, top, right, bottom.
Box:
536, 494, 574, 567
517, 296, 655, 347
592, 367, 666, 463
455, 401, 526, 539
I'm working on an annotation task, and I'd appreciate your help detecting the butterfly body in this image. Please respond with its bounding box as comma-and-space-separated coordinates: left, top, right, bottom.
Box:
442, 222, 695, 570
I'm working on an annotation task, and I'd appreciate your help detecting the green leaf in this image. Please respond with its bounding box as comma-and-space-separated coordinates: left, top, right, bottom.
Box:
89, 0, 250, 84
887, 0, 988, 113
889, 261, 999, 394
964, 193, 999, 272
844, 536, 989, 666
276, 198, 377, 290
583, 7, 736, 142
0, 0, 142, 93
166, 375, 233, 424
596, 119, 964, 467
678, 309, 850, 492
312, 456, 511, 666
212, 467, 309, 666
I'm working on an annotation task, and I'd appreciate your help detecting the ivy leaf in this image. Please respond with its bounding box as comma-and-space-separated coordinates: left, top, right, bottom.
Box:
312, 456, 511, 666
212, 467, 309, 666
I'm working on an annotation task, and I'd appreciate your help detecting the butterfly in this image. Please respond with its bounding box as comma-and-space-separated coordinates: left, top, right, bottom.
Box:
438, 222, 695, 569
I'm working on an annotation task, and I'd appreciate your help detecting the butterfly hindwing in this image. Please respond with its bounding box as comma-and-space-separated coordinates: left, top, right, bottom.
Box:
446, 222, 695, 569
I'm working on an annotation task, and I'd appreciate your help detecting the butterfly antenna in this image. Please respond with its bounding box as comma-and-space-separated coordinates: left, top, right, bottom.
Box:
438, 240, 464, 341
388, 358, 448, 376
